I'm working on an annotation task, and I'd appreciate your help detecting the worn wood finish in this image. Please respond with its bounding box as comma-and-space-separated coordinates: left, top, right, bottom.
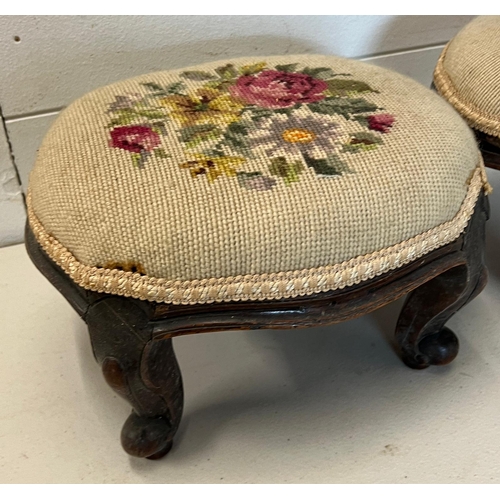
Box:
86, 298, 183, 459
24, 192, 489, 459
475, 130, 500, 171
396, 191, 489, 368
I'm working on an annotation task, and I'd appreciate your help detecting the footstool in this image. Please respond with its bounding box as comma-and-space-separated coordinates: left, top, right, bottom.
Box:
26, 54, 490, 460
434, 15, 500, 170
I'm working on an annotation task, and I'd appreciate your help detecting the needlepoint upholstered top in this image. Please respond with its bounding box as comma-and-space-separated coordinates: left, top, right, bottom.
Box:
28, 54, 489, 305
434, 16, 500, 139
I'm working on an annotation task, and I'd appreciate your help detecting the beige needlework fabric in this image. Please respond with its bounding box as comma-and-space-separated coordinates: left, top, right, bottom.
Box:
434, 16, 500, 138
28, 54, 488, 304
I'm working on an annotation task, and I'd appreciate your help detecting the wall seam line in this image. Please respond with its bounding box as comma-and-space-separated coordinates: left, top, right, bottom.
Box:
0, 103, 26, 206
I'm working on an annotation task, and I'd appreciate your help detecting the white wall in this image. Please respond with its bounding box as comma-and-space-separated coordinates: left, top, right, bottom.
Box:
0, 15, 476, 246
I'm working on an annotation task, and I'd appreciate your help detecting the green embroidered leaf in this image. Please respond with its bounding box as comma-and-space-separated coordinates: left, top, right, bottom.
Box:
342, 132, 383, 153
117, 109, 138, 119
219, 121, 253, 154
179, 124, 223, 147
326, 79, 379, 97
240, 62, 267, 75
164, 82, 186, 95
274, 63, 299, 73
215, 64, 239, 79
268, 157, 305, 185
352, 131, 383, 144
141, 81, 186, 96
180, 70, 217, 81
214, 123, 250, 155
131, 152, 150, 170
226, 121, 249, 136
273, 107, 296, 115
353, 115, 369, 127
150, 122, 168, 136
202, 80, 236, 92
315, 70, 351, 80
141, 82, 165, 92
107, 116, 135, 128
308, 97, 379, 119
153, 148, 171, 159
136, 110, 167, 119
202, 147, 226, 158
131, 154, 142, 169
301, 66, 332, 77
302, 67, 352, 79
222, 133, 247, 152
107, 109, 152, 127
249, 107, 275, 121
304, 154, 351, 176
201, 80, 219, 88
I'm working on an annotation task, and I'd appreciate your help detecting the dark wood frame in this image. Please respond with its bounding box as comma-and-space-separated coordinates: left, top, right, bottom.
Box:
476, 130, 500, 171
24, 191, 489, 459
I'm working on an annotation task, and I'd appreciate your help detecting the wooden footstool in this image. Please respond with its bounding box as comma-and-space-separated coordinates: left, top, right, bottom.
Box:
434, 16, 500, 170
26, 55, 490, 460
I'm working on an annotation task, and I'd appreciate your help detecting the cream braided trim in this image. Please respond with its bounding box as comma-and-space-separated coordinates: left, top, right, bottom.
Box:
434, 43, 500, 138
27, 166, 487, 305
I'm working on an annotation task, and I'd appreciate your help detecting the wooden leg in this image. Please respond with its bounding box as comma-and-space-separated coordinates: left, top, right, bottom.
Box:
395, 193, 489, 369
86, 297, 183, 459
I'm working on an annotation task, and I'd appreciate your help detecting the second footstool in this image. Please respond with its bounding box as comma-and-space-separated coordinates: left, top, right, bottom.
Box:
434, 16, 500, 169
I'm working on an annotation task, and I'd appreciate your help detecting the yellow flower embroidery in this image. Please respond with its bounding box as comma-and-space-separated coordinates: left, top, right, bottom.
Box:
161, 88, 245, 127
281, 128, 317, 144
240, 62, 267, 75
180, 154, 245, 183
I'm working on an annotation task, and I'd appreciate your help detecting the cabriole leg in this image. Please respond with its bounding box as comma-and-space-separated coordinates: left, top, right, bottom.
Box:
86, 297, 183, 459
395, 193, 488, 369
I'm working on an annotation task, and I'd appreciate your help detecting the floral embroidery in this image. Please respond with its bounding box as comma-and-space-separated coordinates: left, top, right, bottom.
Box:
109, 125, 165, 169
160, 88, 245, 127
237, 172, 277, 191
342, 132, 383, 153
367, 114, 395, 133
229, 69, 328, 108
110, 125, 161, 153
246, 114, 340, 156
106, 61, 396, 189
268, 157, 304, 185
179, 154, 244, 183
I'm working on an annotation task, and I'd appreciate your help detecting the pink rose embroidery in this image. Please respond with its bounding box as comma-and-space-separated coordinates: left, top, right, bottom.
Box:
367, 114, 395, 133
109, 125, 161, 153
229, 70, 328, 109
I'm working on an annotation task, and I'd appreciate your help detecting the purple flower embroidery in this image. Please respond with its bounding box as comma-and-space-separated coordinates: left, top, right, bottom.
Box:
108, 93, 143, 112
246, 113, 341, 158
229, 70, 328, 109
237, 172, 277, 191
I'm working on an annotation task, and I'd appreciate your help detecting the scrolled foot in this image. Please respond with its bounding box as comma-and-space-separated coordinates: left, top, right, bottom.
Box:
401, 327, 459, 370
121, 412, 174, 459
395, 192, 487, 372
